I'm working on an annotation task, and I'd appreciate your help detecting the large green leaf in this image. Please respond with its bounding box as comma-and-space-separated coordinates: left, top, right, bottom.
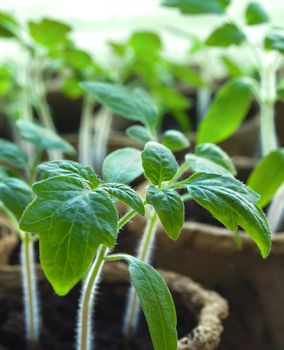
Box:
101, 183, 145, 215
0, 177, 33, 218
38, 160, 100, 188
16, 120, 75, 155
81, 82, 158, 133
141, 142, 178, 186
103, 148, 143, 184
0, 138, 27, 169
181, 172, 271, 257
247, 149, 284, 208
197, 78, 253, 144
111, 255, 177, 350
20, 175, 118, 295
162, 0, 231, 15
206, 23, 246, 47
28, 18, 71, 49
162, 130, 190, 152
146, 185, 184, 240
245, 2, 269, 26
185, 143, 236, 176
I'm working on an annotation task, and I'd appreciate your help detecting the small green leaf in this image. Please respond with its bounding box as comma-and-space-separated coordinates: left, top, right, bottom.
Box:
62, 75, 83, 99
197, 78, 253, 144
146, 185, 184, 240
0, 177, 33, 218
129, 31, 162, 56
162, 0, 231, 15
115, 255, 178, 350
16, 120, 75, 155
187, 143, 236, 176
126, 125, 153, 143
277, 80, 284, 101
0, 11, 19, 38
141, 142, 178, 186
103, 148, 143, 184
206, 23, 246, 47
247, 149, 284, 208
0, 138, 27, 170
28, 18, 71, 49
38, 160, 100, 188
101, 183, 145, 215
20, 175, 118, 295
264, 33, 284, 54
81, 82, 159, 133
183, 172, 271, 257
221, 55, 243, 78
0, 66, 13, 96
64, 48, 93, 70
162, 130, 190, 152
245, 2, 269, 26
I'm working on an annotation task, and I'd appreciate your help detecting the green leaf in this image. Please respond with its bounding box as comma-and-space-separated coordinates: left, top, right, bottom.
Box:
162, 0, 231, 15
0, 66, 13, 96
16, 120, 75, 155
103, 148, 143, 184
245, 2, 269, 26
101, 183, 145, 215
62, 75, 83, 99
126, 125, 153, 143
38, 160, 100, 188
0, 177, 33, 218
264, 33, 284, 54
247, 149, 284, 208
81, 82, 159, 133
0, 138, 27, 170
64, 48, 93, 70
28, 18, 71, 49
277, 80, 284, 101
146, 185, 184, 240
189, 143, 236, 176
0, 11, 19, 38
182, 172, 271, 257
116, 255, 178, 350
206, 23, 246, 47
162, 130, 190, 152
129, 31, 162, 56
20, 175, 118, 295
197, 78, 253, 144
141, 142, 178, 186
221, 55, 243, 78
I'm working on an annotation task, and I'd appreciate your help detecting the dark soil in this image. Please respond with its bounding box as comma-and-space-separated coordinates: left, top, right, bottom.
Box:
0, 266, 195, 350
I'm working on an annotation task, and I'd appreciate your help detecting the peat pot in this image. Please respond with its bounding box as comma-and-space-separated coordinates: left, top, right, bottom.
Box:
0, 260, 228, 350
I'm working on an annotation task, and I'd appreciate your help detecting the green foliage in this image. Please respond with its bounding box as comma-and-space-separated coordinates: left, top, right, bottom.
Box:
141, 142, 178, 186
28, 18, 71, 49
128, 31, 162, 58
245, 2, 270, 26
126, 125, 153, 143
221, 56, 243, 78
0, 138, 28, 170
180, 172, 271, 257
0, 66, 14, 96
0, 177, 33, 218
162, 130, 190, 152
20, 175, 118, 295
206, 23, 246, 47
103, 148, 143, 184
264, 33, 284, 54
197, 78, 253, 144
63, 48, 93, 70
101, 183, 145, 215
0, 11, 19, 38
112, 255, 178, 350
81, 82, 158, 135
162, 0, 231, 15
16, 120, 75, 155
146, 185, 184, 240
247, 149, 284, 208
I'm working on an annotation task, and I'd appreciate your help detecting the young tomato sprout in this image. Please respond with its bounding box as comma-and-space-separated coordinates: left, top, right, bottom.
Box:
0, 120, 74, 347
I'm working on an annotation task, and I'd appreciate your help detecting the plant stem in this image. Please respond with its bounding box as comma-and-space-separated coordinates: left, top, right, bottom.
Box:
78, 93, 95, 166
21, 233, 40, 348
118, 209, 137, 229
268, 183, 284, 234
77, 244, 108, 350
197, 86, 211, 124
123, 209, 158, 339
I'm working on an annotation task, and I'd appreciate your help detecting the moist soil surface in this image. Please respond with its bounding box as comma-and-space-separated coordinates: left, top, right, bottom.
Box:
0, 268, 195, 350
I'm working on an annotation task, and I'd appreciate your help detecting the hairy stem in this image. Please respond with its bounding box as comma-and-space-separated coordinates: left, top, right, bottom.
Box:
77, 245, 108, 350
123, 210, 158, 339
21, 234, 40, 348
78, 93, 95, 166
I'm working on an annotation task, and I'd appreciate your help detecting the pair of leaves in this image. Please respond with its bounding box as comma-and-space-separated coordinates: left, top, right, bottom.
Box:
106, 254, 177, 350
248, 149, 284, 208
81, 82, 159, 135
162, 0, 231, 15
20, 161, 145, 295
197, 78, 253, 144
